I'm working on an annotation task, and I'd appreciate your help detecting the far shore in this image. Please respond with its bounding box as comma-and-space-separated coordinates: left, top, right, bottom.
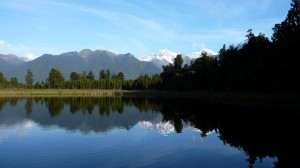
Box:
0, 89, 127, 97
0, 88, 299, 98
0, 89, 299, 109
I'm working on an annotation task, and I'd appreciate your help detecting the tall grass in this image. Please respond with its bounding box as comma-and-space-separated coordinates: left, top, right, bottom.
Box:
0, 89, 125, 97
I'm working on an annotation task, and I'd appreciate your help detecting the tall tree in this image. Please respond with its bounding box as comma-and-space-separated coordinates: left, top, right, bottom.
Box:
99, 69, 106, 80
272, 0, 300, 42
10, 77, 18, 87
70, 72, 81, 81
87, 71, 94, 80
116, 72, 125, 81
47, 68, 65, 88
271, 0, 300, 92
105, 69, 111, 79
25, 69, 33, 88
0, 72, 6, 83
174, 54, 183, 73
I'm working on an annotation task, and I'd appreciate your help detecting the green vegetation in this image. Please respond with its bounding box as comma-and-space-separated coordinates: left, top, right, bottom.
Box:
0, 0, 299, 93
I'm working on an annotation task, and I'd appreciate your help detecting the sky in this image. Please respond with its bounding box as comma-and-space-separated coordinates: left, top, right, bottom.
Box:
0, 0, 291, 59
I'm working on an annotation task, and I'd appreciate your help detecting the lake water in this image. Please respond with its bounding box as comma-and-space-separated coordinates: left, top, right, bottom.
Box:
0, 97, 298, 168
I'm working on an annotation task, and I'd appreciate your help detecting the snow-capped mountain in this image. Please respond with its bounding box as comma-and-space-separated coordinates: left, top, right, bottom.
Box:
140, 49, 178, 64
190, 48, 218, 58
139, 48, 218, 69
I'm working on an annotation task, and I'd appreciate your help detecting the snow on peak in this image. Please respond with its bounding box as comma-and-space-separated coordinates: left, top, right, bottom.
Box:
190, 48, 219, 58
138, 121, 175, 135
139, 48, 218, 68
140, 48, 179, 64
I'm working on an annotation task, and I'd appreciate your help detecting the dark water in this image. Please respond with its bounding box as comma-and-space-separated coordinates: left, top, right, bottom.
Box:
0, 97, 298, 168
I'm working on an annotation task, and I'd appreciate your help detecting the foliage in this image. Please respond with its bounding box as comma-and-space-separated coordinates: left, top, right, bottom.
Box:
25, 69, 33, 88
47, 68, 65, 88
2, 0, 299, 93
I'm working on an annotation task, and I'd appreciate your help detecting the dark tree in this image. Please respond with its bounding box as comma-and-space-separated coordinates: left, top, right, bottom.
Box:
105, 69, 111, 79
10, 77, 18, 87
25, 69, 33, 88
272, 0, 300, 42
99, 69, 106, 80
174, 54, 183, 73
47, 68, 65, 88
87, 71, 94, 80
70, 72, 81, 81
0, 72, 6, 83
116, 72, 125, 81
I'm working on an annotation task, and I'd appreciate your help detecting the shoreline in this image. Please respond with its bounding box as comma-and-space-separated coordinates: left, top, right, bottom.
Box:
0, 89, 299, 110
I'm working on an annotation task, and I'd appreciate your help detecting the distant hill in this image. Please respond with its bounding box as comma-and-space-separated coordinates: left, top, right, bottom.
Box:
4, 49, 161, 82
0, 54, 26, 75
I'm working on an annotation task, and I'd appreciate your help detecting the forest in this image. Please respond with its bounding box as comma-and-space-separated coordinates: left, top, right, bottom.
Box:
0, 0, 299, 93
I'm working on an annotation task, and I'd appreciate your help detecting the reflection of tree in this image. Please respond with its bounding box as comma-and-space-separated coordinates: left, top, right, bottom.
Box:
25, 98, 33, 116
45, 97, 65, 117
156, 98, 299, 168
1, 96, 299, 168
0, 98, 9, 111
9, 98, 18, 107
99, 98, 111, 116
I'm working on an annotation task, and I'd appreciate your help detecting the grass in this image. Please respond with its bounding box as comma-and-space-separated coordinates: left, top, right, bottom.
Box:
0, 88, 299, 110
0, 88, 125, 97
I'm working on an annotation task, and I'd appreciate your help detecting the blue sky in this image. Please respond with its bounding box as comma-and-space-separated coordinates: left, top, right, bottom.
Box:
0, 0, 291, 59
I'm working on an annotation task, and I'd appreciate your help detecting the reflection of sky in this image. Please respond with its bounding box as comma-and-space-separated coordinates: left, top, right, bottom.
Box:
138, 121, 175, 135
0, 119, 37, 145
0, 99, 277, 168
138, 120, 216, 136
0, 118, 277, 168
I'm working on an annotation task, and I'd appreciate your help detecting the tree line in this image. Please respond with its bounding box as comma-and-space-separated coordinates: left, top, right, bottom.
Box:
0, 0, 299, 92
161, 0, 300, 93
0, 68, 162, 90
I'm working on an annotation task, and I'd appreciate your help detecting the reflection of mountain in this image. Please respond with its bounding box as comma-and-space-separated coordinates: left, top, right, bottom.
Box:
0, 97, 299, 168
138, 121, 175, 135
0, 99, 161, 133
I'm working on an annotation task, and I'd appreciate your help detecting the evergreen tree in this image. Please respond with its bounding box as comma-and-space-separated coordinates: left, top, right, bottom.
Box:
87, 71, 95, 80
99, 69, 106, 80
10, 77, 18, 87
106, 69, 111, 79
25, 69, 33, 88
70, 72, 81, 81
47, 68, 65, 88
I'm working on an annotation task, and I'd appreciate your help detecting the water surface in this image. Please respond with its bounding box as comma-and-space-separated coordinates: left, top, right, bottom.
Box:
0, 97, 298, 168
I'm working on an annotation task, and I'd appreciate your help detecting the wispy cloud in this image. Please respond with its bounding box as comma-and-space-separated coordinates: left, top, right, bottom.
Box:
0, 40, 11, 48
0, 39, 36, 60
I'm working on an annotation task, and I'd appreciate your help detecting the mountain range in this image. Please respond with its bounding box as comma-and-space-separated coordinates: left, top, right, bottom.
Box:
0, 48, 218, 83
1, 49, 161, 82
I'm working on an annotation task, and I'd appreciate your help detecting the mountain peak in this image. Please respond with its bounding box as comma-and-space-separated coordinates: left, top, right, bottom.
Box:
139, 48, 218, 69
79, 49, 93, 57
0, 53, 27, 64
158, 49, 178, 57
140, 48, 178, 64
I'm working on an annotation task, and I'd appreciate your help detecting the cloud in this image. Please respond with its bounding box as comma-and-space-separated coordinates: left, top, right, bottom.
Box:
0, 39, 37, 61
45, 1, 175, 41
192, 42, 207, 50
0, 40, 11, 48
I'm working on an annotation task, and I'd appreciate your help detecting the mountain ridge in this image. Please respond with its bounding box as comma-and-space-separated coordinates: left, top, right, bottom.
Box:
2, 49, 160, 82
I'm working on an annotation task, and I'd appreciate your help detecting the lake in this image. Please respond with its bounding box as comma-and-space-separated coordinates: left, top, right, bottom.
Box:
0, 97, 298, 168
